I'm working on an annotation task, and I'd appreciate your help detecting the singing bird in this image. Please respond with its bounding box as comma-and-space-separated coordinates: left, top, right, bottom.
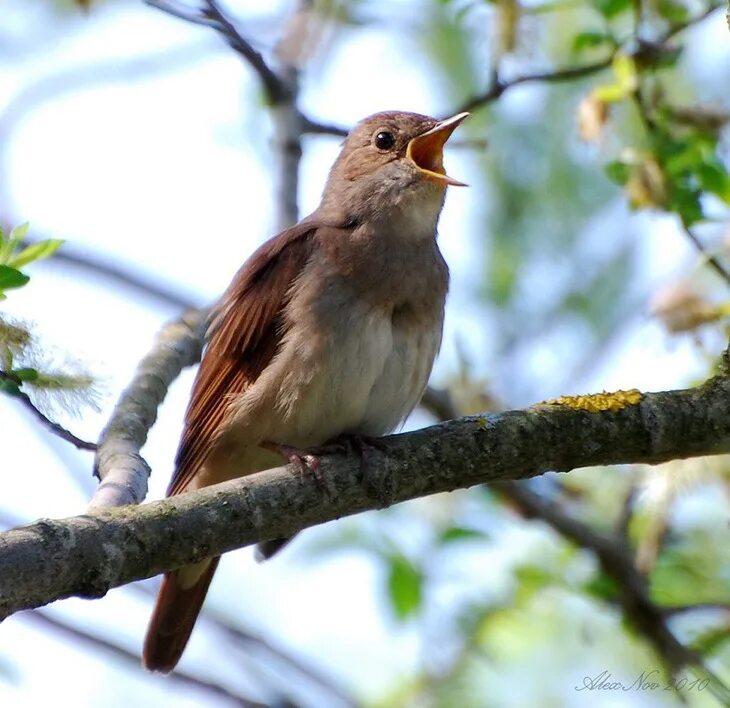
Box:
143, 110, 468, 672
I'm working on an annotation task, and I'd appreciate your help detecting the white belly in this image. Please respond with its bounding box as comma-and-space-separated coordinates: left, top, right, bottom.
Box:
231, 297, 442, 450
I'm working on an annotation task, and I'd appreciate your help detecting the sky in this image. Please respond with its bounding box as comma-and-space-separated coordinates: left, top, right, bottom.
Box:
0, 1, 729, 706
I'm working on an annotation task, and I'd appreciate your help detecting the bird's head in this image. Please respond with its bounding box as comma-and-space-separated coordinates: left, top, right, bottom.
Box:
321, 110, 469, 230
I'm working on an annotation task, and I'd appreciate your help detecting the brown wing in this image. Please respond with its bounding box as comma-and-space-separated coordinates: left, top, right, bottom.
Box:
168, 221, 318, 496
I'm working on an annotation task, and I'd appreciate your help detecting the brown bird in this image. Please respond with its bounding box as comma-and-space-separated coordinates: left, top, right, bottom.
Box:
142, 109, 468, 672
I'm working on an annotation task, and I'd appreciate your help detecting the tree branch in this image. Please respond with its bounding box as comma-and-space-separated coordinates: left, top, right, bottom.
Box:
420, 386, 730, 698
500, 480, 730, 702
457, 57, 614, 114
90, 308, 207, 509
681, 223, 730, 288
0, 371, 97, 451
4, 375, 730, 618
24, 610, 265, 707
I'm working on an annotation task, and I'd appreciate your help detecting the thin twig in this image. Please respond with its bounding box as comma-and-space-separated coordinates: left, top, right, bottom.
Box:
0, 371, 97, 451
146, 0, 287, 104
662, 602, 730, 616
455, 4, 721, 117
143, 0, 219, 27
21, 237, 199, 310
498, 480, 730, 703
457, 57, 614, 115
25, 610, 265, 707
419, 386, 730, 700
681, 224, 730, 287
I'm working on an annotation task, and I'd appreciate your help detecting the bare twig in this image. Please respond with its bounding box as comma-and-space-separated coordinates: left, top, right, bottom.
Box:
144, 0, 287, 104
662, 602, 730, 616
90, 308, 207, 509
681, 223, 730, 288
499, 481, 730, 702
25, 610, 265, 707
457, 57, 614, 115
146, 0, 310, 230
201, 0, 288, 104
455, 4, 722, 117
0, 371, 97, 451
19, 236, 199, 310
300, 115, 348, 137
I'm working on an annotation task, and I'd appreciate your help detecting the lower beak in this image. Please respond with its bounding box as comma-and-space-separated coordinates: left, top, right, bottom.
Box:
407, 112, 469, 187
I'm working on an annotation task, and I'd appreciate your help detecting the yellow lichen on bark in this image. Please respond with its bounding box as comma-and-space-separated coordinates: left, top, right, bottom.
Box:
540, 389, 643, 413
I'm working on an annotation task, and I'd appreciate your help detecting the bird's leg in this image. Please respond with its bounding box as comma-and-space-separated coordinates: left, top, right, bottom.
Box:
261, 440, 325, 487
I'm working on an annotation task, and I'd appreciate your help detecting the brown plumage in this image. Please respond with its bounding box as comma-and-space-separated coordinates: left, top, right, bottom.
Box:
143, 110, 467, 672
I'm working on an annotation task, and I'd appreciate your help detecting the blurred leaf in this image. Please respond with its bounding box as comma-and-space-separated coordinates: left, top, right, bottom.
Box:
11, 367, 39, 382
514, 563, 553, 601
9, 239, 64, 270
690, 624, 730, 656
651, 531, 730, 607
593, 54, 637, 103
697, 161, 730, 203
666, 184, 703, 225
605, 160, 632, 185
0, 223, 28, 261
655, 0, 689, 23
572, 31, 615, 53
0, 378, 22, 397
0, 265, 30, 291
578, 93, 609, 143
593, 0, 632, 19
488, 239, 521, 305
438, 526, 489, 544
386, 554, 423, 620
583, 569, 620, 602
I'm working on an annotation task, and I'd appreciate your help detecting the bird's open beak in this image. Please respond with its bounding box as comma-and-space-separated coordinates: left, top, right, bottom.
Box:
407, 112, 469, 187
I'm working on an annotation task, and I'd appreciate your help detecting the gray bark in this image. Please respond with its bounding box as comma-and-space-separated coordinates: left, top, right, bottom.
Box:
3, 375, 730, 619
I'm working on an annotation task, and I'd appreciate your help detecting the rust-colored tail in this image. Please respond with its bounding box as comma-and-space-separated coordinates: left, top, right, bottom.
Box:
142, 557, 220, 673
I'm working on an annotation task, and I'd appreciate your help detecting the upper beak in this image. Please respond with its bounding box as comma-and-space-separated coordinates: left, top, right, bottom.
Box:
407, 112, 469, 187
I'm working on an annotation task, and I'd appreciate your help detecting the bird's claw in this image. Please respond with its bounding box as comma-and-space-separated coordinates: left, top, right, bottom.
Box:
262, 441, 326, 491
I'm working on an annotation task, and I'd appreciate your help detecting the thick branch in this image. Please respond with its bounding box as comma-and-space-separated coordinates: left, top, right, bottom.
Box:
4, 376, 730, 617
90, 309, 207, 509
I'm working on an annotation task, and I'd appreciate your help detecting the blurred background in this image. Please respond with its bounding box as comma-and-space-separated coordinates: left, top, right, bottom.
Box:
1, 0, 729, 706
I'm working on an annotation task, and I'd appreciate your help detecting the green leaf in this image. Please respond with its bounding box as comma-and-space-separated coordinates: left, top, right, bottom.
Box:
656, 0, 689, 23
0, 265, 30, 291
691, 626, 730, 656
593, 0, 631, 19
9, 239, 64, 270
0, 223, 30, 264
0, 378, 22, 397
8, 223, 29, 243
572, 31, 614, 53
583, 570, 619, 602
438, 526, 489, 544
697, 161, 730, 203
11, 367, 39, 382
605, 160, 632, 185
386, 554, 423, 620
667, 185, 703, 226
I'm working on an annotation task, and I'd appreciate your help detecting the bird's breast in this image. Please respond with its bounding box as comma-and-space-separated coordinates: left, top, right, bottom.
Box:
222, 238, 447, 463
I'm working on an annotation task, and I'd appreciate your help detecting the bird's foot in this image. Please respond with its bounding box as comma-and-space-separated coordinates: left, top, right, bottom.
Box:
261, 440, 325, 489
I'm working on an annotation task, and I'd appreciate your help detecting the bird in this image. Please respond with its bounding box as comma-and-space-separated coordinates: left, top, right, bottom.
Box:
142, 109, 468, 672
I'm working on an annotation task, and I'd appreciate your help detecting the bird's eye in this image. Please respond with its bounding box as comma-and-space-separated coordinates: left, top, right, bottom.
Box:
374, 131, 396, 151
